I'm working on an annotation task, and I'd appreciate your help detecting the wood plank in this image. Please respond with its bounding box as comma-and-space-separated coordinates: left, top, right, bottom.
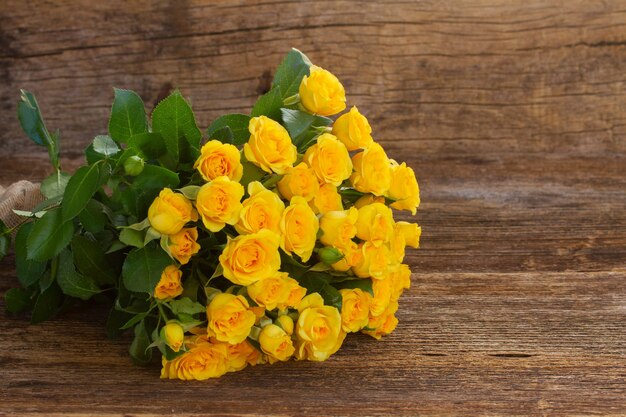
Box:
0, 268, 624, 416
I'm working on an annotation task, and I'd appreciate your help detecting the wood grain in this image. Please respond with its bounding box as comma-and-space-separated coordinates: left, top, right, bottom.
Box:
1, 0, 625, 416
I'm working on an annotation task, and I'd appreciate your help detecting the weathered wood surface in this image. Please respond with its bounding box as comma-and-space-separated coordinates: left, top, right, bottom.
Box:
1, 0, 625, 416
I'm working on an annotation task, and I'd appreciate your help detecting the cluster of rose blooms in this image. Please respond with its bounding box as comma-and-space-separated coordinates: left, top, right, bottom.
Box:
146, 63, 421, 380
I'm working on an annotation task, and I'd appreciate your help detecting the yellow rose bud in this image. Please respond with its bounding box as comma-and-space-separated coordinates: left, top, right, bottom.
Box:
244, 116, 297, 174
148, 188, 198, 235
168, 227, 201, 265
124, 155, 145, 176
154, 265, 183, 300
319, 207, 358, 250
388, 161, 420, 215
259, 323, 295, 363
161, 341, 229, 380
277, 163, 319, 202
352, 241, 389, 279
370, 278, 393, 317
194, 140, 243, 182
206, 293, 256, 344
281, 277, 307, 310
355, 203, 394, 246
246, 271, 291, 311
363, 300, 399, 340
236, 181, 285, 235
196, 176, 244, 232
225, 340, 261, 372
299, 66, 346, 116
354, 194, 385, 209
303, 133, 352, 186
339, 288, 371, 333
309, 183, 343, 214
331, 241, 363, 272
276, 315, 294, 335
162, 321, 185, 352
219, 229, 281, 286
295, 304, 346, 361
395, 221, 421, 249
331, 106, 373, 151
318, 246, 344, 265
350, 142, 392, 196
279, 196, 319, 262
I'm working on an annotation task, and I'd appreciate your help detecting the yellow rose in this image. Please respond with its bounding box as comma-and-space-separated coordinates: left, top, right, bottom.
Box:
295, 295, 346, 361
162, 321, 184, 352
206, 293, 256, 344
395, 221, 421, 248
246, 271, 291, 311
236, 181, 285, 235
161, 341, 229, 380
331, 241, 363, 272
319, 207, 358, 249
276, 314, 294, 335
350, 142, 392, 196
196, 176, 244, 232
339, 288, 371, 333
354, 194, 385, 209
303, 133, 352, 186
225, 340, 261, 372
194, 140, 243, 182
388, 161, 420, 215
352, 242, 389, 279
355, 203, 394, 246
244, 116, 297, 174
332, 106, 373, 151
363, 300, 399, 340
277, 163, 319, 202
154, 265, 183, 300
299, 66, 346, 116
168, 227, 201, 265
219, 229, 281, 286
309, 183, 343, 214
389, 231, 406, 266
281, 277, 307, 310
279, 196, 319, 262
148, 188, 198, 235
370, 277, 392, 317
259, 323, 295, 363
389, 263, 411, 300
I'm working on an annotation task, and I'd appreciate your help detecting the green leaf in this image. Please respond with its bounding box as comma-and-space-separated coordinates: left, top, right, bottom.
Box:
239, 155, 267, 188
17, 90, 50, 146
39, 270, 54, 293
332, 278, 374, 296
320, 283, 342, 311
127, 132, 167, 160
40, 171, 71, 199
151, 91, 202, 164
298, 271, 331, 294
5, 288, 31, 313
122, 243, 172, 293
251, 87, 283, 121
0, 219, 9, 260
281, 108, 331, 143
120, 310, 152, 330
56, 249, 101, 300
15, 223, 47, 286
71, 235, 116, 286
206, 114, 251, 145
169, 297, 205, 316
131, 164, 179, 191
272, 48, 312, 100
119, 228, 145, 249
129, 320, 153, 365
93, 135, 121, 157
78, 199, 108, 233
62, 162, 106, 222
31, 282, 63, 324
106, 307, 134, 339
26, 208, 74, 261
108, 88, 147, 143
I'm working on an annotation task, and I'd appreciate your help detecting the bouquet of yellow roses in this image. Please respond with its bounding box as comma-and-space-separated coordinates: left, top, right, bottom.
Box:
1, 49, 420, 380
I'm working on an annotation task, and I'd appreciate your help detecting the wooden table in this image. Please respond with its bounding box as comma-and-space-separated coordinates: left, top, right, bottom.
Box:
1, 1, 625, 415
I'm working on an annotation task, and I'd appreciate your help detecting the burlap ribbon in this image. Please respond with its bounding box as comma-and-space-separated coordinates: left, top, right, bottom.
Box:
0, 181, 44, 234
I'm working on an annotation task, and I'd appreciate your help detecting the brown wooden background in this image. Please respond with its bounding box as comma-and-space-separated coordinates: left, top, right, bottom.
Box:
1, 1, 625, 416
